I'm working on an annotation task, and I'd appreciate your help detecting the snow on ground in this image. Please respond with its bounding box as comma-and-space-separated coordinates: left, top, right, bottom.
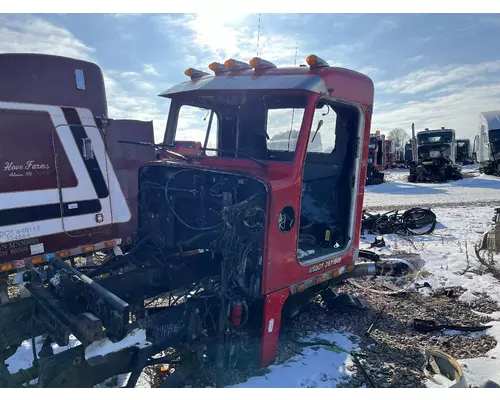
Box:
361, 169, 500, 387
85, 329, 151, 363
362, 204, 500, 306
364, 168, 500, 210
230, 332, 358, 388
5, 334, 81, 374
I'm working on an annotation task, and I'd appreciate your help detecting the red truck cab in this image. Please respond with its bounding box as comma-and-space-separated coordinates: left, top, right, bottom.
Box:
141, 55, 375, 366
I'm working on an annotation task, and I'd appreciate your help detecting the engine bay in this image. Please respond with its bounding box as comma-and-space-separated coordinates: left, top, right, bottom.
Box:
138, 164, 268, 299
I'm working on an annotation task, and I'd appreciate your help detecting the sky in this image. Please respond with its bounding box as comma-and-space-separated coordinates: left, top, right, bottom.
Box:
1, 12, 500, 143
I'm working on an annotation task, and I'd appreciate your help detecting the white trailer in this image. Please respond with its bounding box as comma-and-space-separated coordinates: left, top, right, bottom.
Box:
476, 110, 500, 175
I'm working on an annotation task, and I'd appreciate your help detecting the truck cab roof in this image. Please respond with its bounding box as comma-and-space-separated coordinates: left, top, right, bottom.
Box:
159, 60, 374, 107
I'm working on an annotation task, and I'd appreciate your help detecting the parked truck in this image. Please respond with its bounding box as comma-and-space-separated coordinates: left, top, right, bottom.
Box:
368, 131, 385, 170
475, 111, 500, 176
408, 127, 462, 182
456, 139, 474, 166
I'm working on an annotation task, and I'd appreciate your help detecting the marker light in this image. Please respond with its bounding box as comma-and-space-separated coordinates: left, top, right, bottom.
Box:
0, 264, 13, 272
30, 256, 45, 264
184, 68, 210, 79
208, 62, 229, 74
249, 57, 276, 69
305, 54, 330, 68
224, 59, 252, 71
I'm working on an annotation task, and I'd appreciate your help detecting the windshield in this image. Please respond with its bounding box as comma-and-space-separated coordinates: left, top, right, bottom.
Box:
368, 138, 378, 150
169, 92, 340, 162
489, 129, 500, 143
417, 131, 453, 145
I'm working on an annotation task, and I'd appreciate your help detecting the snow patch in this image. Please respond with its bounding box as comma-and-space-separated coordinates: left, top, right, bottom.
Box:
458, 291, 479, 304
229, 331, 358, 388
85, 329, 152, 362
6, 335, 81, 374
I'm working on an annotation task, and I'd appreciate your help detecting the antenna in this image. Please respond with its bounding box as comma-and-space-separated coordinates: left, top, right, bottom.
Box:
256, 13, 261, 57
287, 41, 299, 152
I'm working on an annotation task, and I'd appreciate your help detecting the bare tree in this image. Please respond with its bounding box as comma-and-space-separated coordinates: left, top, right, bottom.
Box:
387, 128, 410, 148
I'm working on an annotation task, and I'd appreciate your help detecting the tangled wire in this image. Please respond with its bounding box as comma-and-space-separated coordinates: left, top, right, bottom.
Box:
362, 207, 437, 236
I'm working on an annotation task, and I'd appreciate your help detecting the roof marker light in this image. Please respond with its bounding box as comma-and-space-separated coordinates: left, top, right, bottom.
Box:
306, 54, 330, 68
184, 68, 210, 80
224, 59, 253, 71
249, 57, 276, 69
208, 62, 229, 74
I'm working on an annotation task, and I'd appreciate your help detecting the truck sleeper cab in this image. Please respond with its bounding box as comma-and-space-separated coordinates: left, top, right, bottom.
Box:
0, 53, 155, 293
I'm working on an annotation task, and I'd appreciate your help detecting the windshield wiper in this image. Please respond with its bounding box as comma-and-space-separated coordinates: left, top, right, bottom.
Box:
311, 119, 324, 143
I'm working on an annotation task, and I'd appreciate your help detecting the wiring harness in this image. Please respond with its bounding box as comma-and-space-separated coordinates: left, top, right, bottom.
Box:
362, 207, 437, 236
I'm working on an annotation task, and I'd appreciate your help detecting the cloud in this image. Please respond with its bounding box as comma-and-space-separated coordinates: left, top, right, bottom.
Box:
104, 71, 168, 140
143, 64, 160, 76
5, 13, 500, 147
372, 83, 500, 139
405, 54, 426, 65
358, 66, 381, 77
156, 13, 335, 69
120, 71, 142, 78
0, 15, 167, 142
0, 15, 95, 61
135, 81, 155, 91
377, 60, 500, 95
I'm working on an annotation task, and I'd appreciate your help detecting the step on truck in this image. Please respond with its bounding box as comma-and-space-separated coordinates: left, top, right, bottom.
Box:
0, 54, 156, 304
0, 54, 415, 388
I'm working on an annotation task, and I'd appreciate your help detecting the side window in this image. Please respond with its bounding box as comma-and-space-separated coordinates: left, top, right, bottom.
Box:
266, 108, 305, 152
307, 103, 337, 154
176, 105, 218, 156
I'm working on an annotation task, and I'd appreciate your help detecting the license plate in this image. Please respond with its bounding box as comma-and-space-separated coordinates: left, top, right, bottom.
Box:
429, 150, 441, 158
